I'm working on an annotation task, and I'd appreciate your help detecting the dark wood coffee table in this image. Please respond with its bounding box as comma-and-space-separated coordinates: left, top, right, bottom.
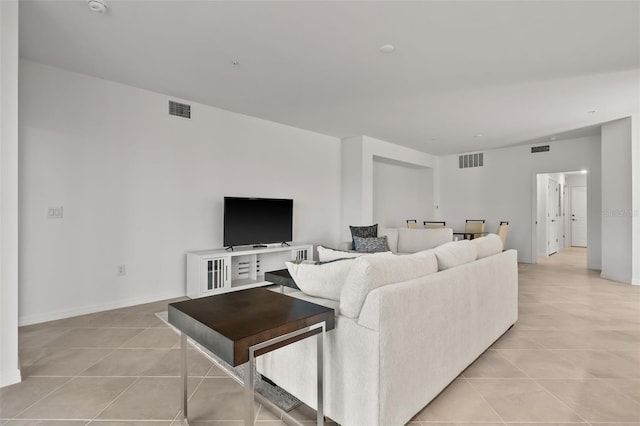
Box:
168, 288, 335, 425
264, 268, 300, 291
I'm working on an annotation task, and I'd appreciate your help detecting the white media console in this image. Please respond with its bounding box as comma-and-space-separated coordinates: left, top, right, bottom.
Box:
186, 243, 312, 298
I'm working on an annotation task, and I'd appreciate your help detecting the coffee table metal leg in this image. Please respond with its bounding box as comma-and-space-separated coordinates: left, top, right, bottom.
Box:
245, 322, 326, 426
317, 323, 325, 426
246, 351, 255, 425
181, 333, 188, 423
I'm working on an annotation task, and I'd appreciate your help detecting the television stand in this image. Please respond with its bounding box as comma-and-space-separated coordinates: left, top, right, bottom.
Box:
186, 243, 312, 298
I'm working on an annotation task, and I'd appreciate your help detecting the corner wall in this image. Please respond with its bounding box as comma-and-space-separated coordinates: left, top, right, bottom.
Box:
19, 60, 342, 325
601, 118, 633, 283
0, 0, 21, 387
632, 114, 640, 285
341, 135, 438, 241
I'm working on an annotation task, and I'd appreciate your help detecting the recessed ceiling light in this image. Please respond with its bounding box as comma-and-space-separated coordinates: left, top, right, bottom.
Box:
474, 134, 483, 138
550, 135, 557, 141
87, 0, 108, 13
379, 45, 395, 53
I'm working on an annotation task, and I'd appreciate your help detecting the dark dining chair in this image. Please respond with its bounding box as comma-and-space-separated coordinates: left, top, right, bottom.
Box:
406, 219, 418, 229
497, 221, 509, 249
465, 219, 486, 239
424, 221, 446, 229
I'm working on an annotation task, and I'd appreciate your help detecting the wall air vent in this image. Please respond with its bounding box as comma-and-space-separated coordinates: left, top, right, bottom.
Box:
458, 152, 484, 168
531, 145, 550, 153
169, 100, 191, 119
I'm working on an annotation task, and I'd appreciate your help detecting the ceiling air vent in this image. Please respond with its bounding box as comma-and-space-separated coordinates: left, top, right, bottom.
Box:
169, 100, 191, 119
458, 152, 484, 168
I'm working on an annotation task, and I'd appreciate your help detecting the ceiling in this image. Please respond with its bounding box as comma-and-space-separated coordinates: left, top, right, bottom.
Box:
18, 0, 640, 155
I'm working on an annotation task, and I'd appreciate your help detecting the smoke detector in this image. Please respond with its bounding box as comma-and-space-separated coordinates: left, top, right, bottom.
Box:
87, 0, 108, 13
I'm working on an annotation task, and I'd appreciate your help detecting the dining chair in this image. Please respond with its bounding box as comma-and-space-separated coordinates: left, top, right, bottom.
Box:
424, 221, 446, 229
406, 219, 418, 229
464, 219, 485, 239
497, 221, 509, 249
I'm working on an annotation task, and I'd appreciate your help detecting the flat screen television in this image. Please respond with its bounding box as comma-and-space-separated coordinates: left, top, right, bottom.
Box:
223, 197, 293, 248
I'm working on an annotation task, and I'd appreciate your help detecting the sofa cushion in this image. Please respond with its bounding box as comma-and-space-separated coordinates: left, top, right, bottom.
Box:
378, 227, 399, 253
397, 227, 453, 253
285, 258, 355, 301
349, 224, 378, 249
353, 236, 389, 253
474, 233, 503, 259
434, 240, 477, 271
317, 245, 371, 262
339, 250, 438, 319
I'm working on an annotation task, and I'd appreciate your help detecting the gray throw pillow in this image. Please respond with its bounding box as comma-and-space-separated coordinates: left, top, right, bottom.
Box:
353, 236, 389, 253
349, 224, 378, 249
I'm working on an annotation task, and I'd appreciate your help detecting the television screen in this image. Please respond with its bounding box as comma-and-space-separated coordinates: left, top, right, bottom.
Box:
223, 197, 293, 247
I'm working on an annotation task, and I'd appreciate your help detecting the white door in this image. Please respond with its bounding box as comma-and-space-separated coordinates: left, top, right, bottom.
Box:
571, 186, 587, 247
547, 179, 560, 255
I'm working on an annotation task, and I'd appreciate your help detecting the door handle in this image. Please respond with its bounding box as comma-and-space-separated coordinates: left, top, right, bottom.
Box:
572, 219, 577, 221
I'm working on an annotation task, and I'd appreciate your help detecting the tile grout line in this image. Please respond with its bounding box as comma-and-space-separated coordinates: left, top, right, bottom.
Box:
493, 341, 590, 423
8, 376, 74, 420
89, 375, 141, 421
462, 377, 507, 425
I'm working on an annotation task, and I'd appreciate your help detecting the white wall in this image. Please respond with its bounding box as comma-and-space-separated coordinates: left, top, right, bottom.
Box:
341, 135, 438, 241
373, 157, 434, 228
0, 0, 21, 387
19, 60, 342, 325
601, 118, 632, 283
439, 136, 602, 266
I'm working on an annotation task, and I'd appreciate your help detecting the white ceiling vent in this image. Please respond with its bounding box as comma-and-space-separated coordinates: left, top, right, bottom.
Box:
169, 100, 191, 119
459, 152, 484, 168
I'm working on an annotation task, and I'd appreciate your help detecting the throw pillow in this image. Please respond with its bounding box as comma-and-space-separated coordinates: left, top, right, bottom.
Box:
475, 233, 503, 259
317, 246, 368, 262
377, 227, 399, 253
339, 250, 438, 319
349, 224, 378, 249
433, 240, 477, 271
285, 258, 356, 301
353, 236, 389, 253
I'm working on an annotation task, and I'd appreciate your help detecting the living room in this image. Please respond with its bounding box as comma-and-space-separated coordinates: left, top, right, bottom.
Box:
1, 0, 639, 424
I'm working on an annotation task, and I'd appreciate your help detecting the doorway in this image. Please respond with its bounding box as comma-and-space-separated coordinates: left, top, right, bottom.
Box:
547, 177, 560, 255
570, 186, 587, 247
535, 170, 588, 261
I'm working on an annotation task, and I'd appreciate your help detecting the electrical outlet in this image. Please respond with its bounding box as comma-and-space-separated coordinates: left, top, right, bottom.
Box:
117, 265, 126, 276
48, 206, 63, 219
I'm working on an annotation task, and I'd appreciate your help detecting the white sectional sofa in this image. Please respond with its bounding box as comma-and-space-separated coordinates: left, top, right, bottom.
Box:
339, 227, 454, 254
380, 226, 453, 253
257, 235, 518, 426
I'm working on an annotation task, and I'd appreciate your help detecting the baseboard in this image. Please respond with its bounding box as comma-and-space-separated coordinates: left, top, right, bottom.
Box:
632, 277, 640, 286
0, 368, 22, 388
18, 291, 184, 326
600, 273, 632, 285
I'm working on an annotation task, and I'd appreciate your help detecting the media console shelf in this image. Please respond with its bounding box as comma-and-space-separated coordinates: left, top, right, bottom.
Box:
186, 243, 312, 298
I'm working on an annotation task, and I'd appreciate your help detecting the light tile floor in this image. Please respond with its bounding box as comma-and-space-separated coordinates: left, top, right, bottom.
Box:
1, 248, 639, 425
